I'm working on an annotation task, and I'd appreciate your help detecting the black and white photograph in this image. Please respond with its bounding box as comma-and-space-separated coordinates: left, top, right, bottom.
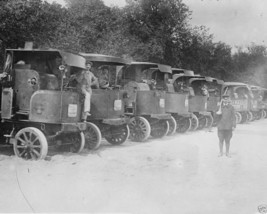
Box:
0, 0, 267, 213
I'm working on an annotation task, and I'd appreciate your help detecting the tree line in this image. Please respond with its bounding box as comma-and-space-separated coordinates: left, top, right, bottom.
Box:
0, 0, 267, 87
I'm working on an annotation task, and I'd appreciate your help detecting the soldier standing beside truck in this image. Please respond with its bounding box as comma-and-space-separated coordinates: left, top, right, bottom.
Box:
216, 94, 236, 158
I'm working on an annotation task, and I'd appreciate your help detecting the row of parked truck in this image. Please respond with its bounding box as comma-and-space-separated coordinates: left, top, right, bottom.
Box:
0, 44, 266, 160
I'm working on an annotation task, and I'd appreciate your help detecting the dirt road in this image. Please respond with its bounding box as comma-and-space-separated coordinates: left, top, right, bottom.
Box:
1, 119, 267, 214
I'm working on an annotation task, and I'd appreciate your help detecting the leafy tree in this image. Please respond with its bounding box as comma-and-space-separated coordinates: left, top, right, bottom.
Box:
0, 0, 81, 52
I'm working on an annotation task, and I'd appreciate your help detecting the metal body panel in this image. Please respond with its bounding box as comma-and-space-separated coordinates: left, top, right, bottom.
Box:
188, 96, 207, 112
135, 90, 166, 115
30, 90, 82, 123
165, 92, 189, 114
207, 96, 220, 112
231, 99, 249, 112
15, 69, 40, 111
1, 88, 13, 119
90, 89, 125, 120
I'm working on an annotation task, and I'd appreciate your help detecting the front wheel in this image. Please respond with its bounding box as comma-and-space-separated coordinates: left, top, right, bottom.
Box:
84, 122, 102, 150
150, 119, 169, 138
105, 124, 130, 145
129, 116, 151, 142
14, 127, 48, 160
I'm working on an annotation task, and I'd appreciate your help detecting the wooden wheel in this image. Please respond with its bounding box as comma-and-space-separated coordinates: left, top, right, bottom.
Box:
198, 115, 207, 130
105, 124, 130, 145
240, 112, 248, 123
247, 111, 253, 122
235, 112, 242, 124
84, 122, 102, 150
205, 114, 214, 129
261, 110, 267, 119
167, 116, 177, 136
190, 114, 199, 131
150, 119, 169, 138
59, 132, 85, 153
129, 117, 151, 142
14, 127, 48, 160
176, 116, 191, 133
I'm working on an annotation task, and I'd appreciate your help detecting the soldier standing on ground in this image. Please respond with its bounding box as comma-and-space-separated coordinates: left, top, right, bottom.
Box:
216, 94, 236, 157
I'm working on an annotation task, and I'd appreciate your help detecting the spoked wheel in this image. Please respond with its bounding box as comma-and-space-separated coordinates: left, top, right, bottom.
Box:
150, 119, 169, 138
129, 116, 151, 142
235, 112, 242, 124
205, 114, 214, 129
176, 116, 191, 133
14, 127, 48, 160
247, 111, 253, 122
167, 116, 177, 136
264, 110, 267, 118
58, 132, 85, 153
105, 124, 130, 145
190, 114, 199, 131
197, 115, 207, 130
84, 122, 102, 150
240, 112, 248, 124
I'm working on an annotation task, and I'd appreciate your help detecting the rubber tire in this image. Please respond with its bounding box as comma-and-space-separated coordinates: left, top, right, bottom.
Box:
14, 127, 48, 160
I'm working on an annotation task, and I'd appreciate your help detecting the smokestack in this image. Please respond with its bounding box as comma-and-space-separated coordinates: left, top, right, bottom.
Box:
24, 41, 33, 50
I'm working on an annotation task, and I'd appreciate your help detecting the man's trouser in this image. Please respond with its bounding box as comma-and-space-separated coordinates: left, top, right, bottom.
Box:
217, 129, 232, 143
82, 89, 91, 112
217, 129, 233, 154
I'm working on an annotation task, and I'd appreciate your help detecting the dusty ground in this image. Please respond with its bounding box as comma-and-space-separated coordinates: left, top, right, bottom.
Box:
1, 119, 267, 214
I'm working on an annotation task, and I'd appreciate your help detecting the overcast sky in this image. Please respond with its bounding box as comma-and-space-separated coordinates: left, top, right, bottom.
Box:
49, 0, 267, 49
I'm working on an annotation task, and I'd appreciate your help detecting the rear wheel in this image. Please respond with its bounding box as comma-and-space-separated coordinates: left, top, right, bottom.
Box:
105, 124, 130, 145
190, 114, 199, 131
205, 114, 214, 129
247, 111, 253, 122
235, 112, 242, 124
129, 117, 151, 142
58, 132, 85, 153
240, 112, 248, 123
14, 127, 48, 160
176, 116, 191, 133
261, 110, 267, 119
197, 115, 207, 130
150, 119, 169, 138
84, 122, 102, 150
167, 116, 177, 136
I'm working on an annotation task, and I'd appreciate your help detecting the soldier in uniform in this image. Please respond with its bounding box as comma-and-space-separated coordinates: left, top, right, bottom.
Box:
216, 94, 236, 157
73, 61, 98, 120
